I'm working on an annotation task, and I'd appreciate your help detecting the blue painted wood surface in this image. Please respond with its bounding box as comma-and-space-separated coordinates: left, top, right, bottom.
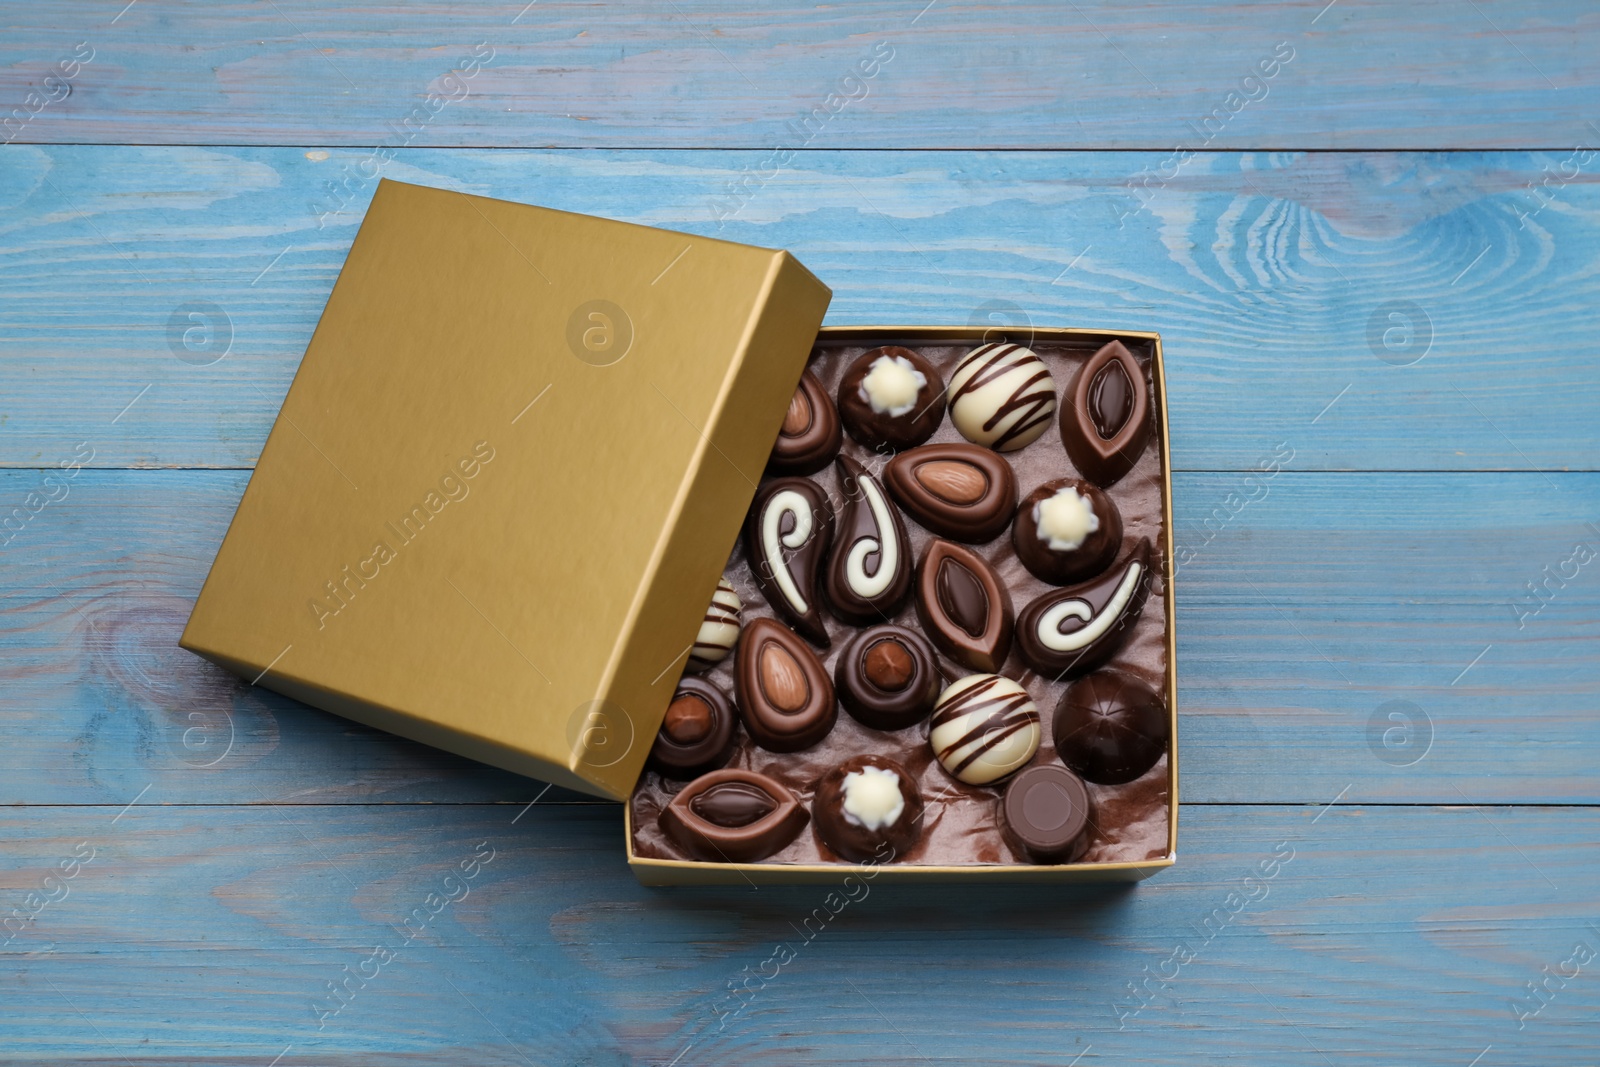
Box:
3, 3, 1598, 1064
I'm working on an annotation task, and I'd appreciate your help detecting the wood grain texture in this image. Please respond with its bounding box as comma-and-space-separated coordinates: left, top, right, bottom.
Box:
0, 2, 1596, 148
2, 470, 1594, 806
3, 147, 1599, 470
0, 803, 1596, 1064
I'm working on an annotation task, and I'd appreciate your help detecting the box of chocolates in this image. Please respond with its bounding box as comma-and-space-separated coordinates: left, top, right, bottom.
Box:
628, 327, 1176, 884
178, 181, 1174, 885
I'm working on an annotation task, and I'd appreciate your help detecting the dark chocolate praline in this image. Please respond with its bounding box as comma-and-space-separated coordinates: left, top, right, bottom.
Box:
811, 755, 924, 863
825, 454, 912, 625
837, 346, 946, 452
1015, 539, 1152, 679
768, 368, 842, 476
743, 477, 835, 646
1000, 764, 1093, 864
914, 538, 1014, 673
1012, 478, 1122, 585
834, 625, 940, 731
646, 676, 739, 779
660, 768, 810, 863
1053, 671, 1168, 785
1060, 340, 1152, 487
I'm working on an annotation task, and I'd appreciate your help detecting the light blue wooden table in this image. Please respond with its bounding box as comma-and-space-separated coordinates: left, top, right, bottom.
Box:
2, 3, 1597, 1063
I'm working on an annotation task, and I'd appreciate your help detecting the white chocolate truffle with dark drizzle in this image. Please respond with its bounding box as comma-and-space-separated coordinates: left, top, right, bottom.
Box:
928, 673, 1041, 785
686, 578, 742, 672
947, 343, 1057, 452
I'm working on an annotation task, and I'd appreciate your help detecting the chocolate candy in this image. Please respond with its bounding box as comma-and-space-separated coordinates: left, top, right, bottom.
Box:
647, 676, 739, 779
825, 455, 911, 624
837, 346, 946, 452
914, 539, 1014, 673
883, 442, 1017, 544
812, 755, 924, 862
1000, 764, 1093, 864
659, 768, 809, 862
734, 617, 838, 752
1012, 479, 1122, 585
687, 577, 742, 671
947, 343, 1057, 452
1054, 671, 1168, 784
744, 477, 834, 646
1061, 340, 1151, 487
769, 368, 842, 476
834, 624, 940, 731
1016, 540, 1152, 678
929, 673, 1041, 785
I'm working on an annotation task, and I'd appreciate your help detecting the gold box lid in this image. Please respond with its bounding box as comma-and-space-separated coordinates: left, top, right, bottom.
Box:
181, 180, 832, 800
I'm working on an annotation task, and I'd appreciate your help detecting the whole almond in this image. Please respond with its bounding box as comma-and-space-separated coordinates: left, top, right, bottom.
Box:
759, 643, 810, 712
781, 388, 812, 435
915, 460, 987, 505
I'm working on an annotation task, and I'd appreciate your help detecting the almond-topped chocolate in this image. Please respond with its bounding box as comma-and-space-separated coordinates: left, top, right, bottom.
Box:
1061, 340, 1152, 487
768, 368, 842, 476
735, 617, 837, 752
914, 539, 1014, 673
884, 442, 1016, 543
660, 768, 809, 862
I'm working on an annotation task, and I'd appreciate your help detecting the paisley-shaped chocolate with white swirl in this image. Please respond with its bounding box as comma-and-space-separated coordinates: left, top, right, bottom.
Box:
743, 477, 835, 646
768, 369, 841, 476
947, 343, 1057, 452
1016, 539, 1152, 678
659, 768, 809, 862
913, 539, 1014, 673
825, 455, 911, 624
686, 577, 742, 671
928, 673, 1041, 785
1060, 340, 1151, 487
883, 442, 1017, 543
734, 617, 838, 752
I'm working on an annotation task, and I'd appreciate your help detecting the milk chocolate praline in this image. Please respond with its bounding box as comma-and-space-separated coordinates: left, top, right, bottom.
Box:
1012, 478, 1122, 585
768, 368, 841, 476
812, 755, 924, 863
647, 676, 738, 779
1061, 340, 1151, 487
735, 617, 837, 752
660, 768, 809, 863
834, 625, 940, 731
914, 539, 1014, 673
1001, 764, 1093, 864
837, 346, 946, 452
1053, 671, 1168, 785
884, 442, 1017, 544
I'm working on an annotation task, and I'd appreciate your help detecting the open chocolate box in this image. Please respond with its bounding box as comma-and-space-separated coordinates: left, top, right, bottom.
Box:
179, 181, 1175, 886
628, 327, 1176, 884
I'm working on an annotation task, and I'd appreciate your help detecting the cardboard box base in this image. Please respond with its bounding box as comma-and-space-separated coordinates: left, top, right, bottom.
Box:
625, 325, 1179, 886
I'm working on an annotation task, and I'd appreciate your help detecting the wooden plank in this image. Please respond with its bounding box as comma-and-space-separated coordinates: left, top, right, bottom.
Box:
0, 802, 1594, 1063
2, 146, 1598, 471
2, 469, 1594, 806
0, 2, 1595, 148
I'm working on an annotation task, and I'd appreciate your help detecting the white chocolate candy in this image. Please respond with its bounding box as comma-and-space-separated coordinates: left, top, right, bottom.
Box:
840, 764, 905, 830
1034, 486, 1100, 551
687, 578, 742, 671
929, 673, 1041, 785
947, 343, 1057, 452
859, 354, 926, 417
